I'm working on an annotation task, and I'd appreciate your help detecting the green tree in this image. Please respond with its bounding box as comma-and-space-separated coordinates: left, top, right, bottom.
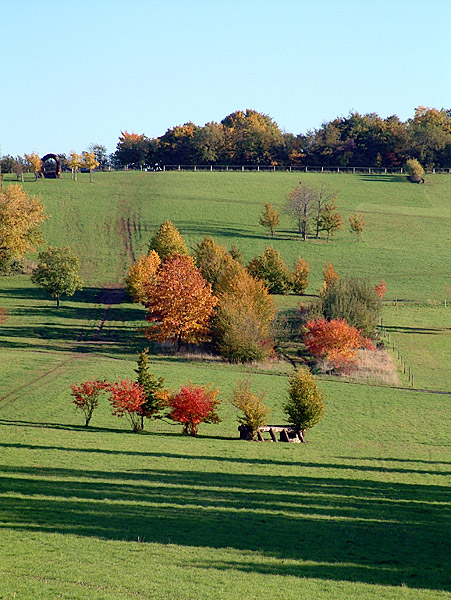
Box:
248, 245, 292, 294
31, 246, 83, 308
134, 348, 167, 430
259, 202, 280, 237
319, 198, 343, 241
320, 277, 382, 337
148, 220, 189, 260
283, 368, 325, 441
405, 158, 425, 182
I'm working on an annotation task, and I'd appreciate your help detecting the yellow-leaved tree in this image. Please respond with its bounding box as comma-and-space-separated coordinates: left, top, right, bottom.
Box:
67, 152, 83, 181
82, 151, 100, 183
126, 251, 161, 304
24, 152, 43, 181
0, 184, 48, 269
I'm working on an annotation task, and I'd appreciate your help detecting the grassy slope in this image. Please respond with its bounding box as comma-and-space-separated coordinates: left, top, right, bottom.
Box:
0, 172, 450, 599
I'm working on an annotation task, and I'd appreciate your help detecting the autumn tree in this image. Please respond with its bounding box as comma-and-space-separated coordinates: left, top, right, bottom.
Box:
284, 183, 316, 240
292, 257, 309, 294
166, 383, 221, 436
134, 348, 168, 430
125, 251, 161, 304
248, 245, 293, 294
231, 378, 269, 440
259, 202, 280, 237
303, 317, 373, 371
31, 246, 83, 308
144, 254, 218, 351
88, 143, 108, 169
375, 280, 387, 299
67, 151, 83, 181
283, 368, 325, 441
81, 151, 100, 183
148, 220, 189, 260
0, 307, 8, 323
108, 379, 147, 432
322, 262, 339, 291
348, 213, 366, 241
24, 152, 42, 180
115, 131, 149, 169
319, 198, 343, 241
0, 184, 47, 269
213, 269, 276, 363
70, 379, 110, 427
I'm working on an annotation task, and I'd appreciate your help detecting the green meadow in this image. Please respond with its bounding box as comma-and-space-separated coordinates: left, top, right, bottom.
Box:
0, 171, 450, 599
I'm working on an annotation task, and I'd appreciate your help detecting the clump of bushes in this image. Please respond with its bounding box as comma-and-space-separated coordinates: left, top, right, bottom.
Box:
405, 158, 425, 182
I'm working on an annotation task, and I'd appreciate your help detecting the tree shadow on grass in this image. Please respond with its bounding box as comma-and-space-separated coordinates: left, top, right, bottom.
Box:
0, 463, 449, 590
358, 175, 408, 184
1, 440, 450, 476
384, 325, 448, 335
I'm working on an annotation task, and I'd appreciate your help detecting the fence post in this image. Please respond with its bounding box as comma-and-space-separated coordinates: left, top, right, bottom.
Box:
289, 166, 292, 172
257, 165, 259, 172
210, 165, 213, 172
305, 166, 308, 173
163, 165, 166, 172
242, 166, 244, 172
178, 165, 180, 171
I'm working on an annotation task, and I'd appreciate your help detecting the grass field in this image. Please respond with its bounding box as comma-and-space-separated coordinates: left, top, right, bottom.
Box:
0, 171, 450, 599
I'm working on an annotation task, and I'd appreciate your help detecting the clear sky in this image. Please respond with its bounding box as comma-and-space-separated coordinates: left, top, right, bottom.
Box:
1, 0, 450, 157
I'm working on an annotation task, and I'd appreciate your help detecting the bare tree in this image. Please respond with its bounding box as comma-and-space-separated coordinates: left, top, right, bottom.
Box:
284, 183, 316, 241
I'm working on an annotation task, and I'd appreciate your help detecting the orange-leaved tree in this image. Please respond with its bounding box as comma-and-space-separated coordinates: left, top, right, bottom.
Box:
303, 317, 373, 371
166, 383, 221, 436
144, 254, 218, 351
322, 261, 339, 291
126, 251, 161, 304
375, 280, 387, 299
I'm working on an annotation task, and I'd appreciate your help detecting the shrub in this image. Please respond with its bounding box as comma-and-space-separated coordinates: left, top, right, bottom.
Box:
213, 270, 276, 363
303, 317, 373, 371
108, 379, 147, 432
405, 158, 425, 179
283, 368, 325, 439
259, 202, 280, 237
231, 378, 270, 440
70, 379, 110, 427
320, 277, 382, 337
248, 245, 293, 294
166, 383, 221, 436
148, 220, 189, 260
292, 257, 309, 294
125, 251, 161, 304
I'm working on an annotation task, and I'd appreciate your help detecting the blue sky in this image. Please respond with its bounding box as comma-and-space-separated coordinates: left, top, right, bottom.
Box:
1, 0, 450, 157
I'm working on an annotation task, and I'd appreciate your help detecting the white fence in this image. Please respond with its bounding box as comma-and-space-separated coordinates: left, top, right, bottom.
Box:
159, 164, 451, 174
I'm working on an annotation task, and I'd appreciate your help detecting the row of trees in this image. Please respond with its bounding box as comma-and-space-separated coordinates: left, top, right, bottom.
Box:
72, 348, 325, 440
112, 106, 451, 169
259, 183, 366, 242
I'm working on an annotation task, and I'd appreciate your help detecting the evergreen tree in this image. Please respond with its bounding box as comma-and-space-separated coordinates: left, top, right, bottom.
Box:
134, 348, 167, 429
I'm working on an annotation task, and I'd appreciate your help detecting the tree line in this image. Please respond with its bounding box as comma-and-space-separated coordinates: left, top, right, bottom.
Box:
109, 106, 451, 170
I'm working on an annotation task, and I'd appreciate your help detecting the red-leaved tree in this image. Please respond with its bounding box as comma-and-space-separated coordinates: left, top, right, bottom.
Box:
70, 379, 110, 427
0, 307, 7, 323
166, 384, 221, 436
108, 379, 147, 432
304, 318, 373, 371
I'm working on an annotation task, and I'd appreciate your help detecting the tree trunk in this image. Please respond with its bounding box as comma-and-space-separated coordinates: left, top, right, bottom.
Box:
177, 332, 182, 352
89, 169, 93, 183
